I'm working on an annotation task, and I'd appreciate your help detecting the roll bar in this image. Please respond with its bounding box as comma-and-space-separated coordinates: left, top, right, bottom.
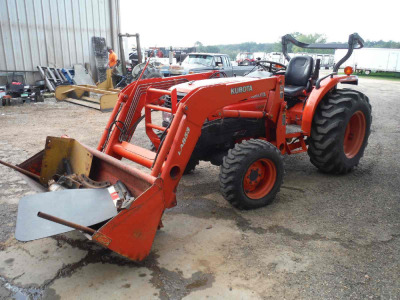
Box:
281, 33, 364, 72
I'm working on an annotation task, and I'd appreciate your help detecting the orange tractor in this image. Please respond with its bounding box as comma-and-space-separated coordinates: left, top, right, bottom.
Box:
7, 33, 371, 261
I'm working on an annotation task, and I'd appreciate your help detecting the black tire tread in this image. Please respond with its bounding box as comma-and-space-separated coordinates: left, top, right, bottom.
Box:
219, 139, 283, 209
308, 88, 372, 174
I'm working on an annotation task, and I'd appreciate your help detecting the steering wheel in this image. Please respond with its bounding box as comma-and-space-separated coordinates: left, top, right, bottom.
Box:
209, 71, 228, 78
257, 60, 286, 74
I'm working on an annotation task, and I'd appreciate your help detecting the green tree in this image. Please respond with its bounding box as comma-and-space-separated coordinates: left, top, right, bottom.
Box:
204, 46, 220, 53
194, 41, 206, 52
364, 40, 400, 48
290, 33, 333, 54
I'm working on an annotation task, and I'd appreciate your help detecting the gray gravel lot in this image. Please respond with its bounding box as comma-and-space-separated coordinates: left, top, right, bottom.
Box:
0, 77, 399, 299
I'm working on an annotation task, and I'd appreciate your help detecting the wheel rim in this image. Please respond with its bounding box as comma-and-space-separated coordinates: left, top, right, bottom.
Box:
343, 110, 366, 159
243, 159, 276, 199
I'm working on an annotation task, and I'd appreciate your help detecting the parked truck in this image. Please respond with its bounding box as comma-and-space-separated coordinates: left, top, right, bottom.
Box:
168, 53, 256, 76
335, 48, 400, 74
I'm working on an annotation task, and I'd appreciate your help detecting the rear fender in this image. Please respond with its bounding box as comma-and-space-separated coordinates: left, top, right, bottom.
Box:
301, 75, 357, 134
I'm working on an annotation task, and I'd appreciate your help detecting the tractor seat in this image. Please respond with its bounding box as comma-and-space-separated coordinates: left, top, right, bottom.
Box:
284, 56, 314, 98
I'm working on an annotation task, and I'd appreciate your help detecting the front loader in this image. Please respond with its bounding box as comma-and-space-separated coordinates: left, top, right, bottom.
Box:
4, 33, 371, 261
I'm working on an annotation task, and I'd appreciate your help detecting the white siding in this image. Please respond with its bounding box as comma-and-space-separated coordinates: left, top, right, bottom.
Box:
0, 0, 120, 84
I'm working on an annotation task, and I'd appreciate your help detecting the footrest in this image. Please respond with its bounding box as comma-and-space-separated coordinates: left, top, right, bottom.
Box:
286, 124, 302, 134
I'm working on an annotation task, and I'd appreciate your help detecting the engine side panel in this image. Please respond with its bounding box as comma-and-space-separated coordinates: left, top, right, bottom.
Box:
193, 118, 266, 165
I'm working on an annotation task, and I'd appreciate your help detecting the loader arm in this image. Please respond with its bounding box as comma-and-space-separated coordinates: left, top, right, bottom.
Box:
97, 73, 216, 155
91, 74, 283, 260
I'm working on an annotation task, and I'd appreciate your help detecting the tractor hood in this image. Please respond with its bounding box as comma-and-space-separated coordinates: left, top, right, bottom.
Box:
170, 76, 257, 94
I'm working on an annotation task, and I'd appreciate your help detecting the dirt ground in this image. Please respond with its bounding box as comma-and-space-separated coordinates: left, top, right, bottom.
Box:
0, 77, 399, 300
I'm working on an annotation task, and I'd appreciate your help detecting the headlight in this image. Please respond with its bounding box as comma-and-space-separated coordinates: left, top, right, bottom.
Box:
162, 111, 172, 123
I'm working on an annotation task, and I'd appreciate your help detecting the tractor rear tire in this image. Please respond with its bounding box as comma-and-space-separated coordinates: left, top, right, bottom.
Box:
308, 89, 372, 174
220, 139, 284, 210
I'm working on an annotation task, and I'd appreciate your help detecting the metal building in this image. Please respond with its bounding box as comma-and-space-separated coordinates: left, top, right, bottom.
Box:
0, 0, 120, 85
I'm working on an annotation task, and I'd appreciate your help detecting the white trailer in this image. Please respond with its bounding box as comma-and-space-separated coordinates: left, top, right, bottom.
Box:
253, 52, 268, 60
292, 53, 334, 69
268, 52, 334, 68
266, 52, 287, 65
316, 54, 334, 69
335, 48, 400, 74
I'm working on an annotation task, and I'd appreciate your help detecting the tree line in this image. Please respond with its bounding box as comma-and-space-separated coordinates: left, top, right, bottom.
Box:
195, 33, 400, 60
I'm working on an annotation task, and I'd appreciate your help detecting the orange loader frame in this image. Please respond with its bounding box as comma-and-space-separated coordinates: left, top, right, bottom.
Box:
37, 66, 352, 261
91, 72, 284, 260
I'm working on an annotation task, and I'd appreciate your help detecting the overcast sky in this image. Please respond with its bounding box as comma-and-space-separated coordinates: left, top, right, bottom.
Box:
120, 0, 398, 48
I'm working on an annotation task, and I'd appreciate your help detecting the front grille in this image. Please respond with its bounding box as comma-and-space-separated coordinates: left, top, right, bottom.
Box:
163, 92, 187, 108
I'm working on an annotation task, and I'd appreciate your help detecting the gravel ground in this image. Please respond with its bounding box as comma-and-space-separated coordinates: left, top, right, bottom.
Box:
0, 77, 399, 299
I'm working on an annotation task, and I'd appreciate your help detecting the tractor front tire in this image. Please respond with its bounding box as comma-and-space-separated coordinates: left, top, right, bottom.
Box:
308, 89, 372, 174
220, 139, 284, 210
183, 158, 199, 174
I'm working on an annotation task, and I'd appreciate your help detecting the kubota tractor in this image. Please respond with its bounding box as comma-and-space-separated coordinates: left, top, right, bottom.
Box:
158, 33, 371, 209
5, 33, 371, 261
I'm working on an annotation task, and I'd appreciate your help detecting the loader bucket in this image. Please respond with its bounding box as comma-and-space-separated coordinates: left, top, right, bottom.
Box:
15, 137, 165, 261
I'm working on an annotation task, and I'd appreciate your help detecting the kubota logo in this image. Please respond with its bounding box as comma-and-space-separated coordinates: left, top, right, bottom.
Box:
178, 127, 190, 155
231, 85, 253, 95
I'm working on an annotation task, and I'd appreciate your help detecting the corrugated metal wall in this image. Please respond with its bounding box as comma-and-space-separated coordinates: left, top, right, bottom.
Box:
0, 0, 120, 84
